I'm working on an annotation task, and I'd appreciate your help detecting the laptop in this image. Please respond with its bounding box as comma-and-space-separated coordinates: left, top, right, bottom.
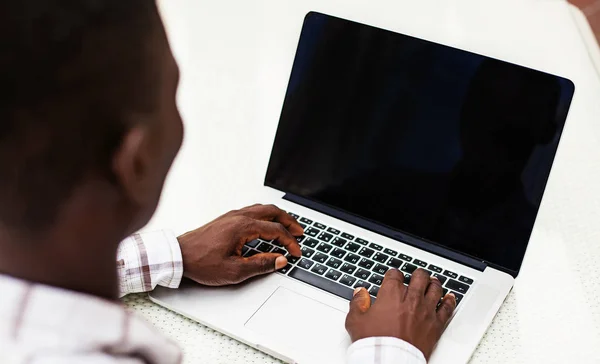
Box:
150, 11, 575, 364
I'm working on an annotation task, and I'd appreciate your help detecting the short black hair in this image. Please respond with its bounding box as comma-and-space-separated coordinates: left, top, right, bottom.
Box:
0, 1, 160, 229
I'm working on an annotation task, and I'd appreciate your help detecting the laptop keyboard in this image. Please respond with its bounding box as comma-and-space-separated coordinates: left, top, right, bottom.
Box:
243, 212, 474, 306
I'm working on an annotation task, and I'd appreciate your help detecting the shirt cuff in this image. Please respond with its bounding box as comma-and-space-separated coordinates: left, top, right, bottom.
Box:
117, 230, 184, 297
347, 337, 426, 364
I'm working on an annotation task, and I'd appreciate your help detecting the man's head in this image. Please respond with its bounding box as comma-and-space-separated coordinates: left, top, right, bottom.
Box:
0, 1, 183, 237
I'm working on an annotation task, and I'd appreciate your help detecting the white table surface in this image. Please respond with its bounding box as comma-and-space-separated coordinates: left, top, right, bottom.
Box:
124, 0, 600, 363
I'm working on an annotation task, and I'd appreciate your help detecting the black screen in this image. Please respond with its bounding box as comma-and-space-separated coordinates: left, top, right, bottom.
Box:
265, 12, 574, 274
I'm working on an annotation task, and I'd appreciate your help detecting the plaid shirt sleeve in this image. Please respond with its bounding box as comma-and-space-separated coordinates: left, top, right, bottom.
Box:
117, 230, 184, 298
347, 337, 426, 364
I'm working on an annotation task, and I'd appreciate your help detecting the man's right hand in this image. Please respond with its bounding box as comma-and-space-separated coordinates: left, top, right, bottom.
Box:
177, 204, 303, 286
345, 268, 457, 360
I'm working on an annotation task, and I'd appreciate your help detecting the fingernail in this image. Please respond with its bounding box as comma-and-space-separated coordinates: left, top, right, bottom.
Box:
353, 288, 362, 297
430, 276, 439, 281
447, 293, 456, 300
275, 256, 288, 270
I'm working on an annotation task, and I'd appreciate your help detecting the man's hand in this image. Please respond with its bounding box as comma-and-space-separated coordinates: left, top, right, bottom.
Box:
177, 204, 303, 286
345, 268, 456, 360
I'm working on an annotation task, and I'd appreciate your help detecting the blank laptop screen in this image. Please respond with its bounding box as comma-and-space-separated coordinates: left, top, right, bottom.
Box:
265, 12, 575, 274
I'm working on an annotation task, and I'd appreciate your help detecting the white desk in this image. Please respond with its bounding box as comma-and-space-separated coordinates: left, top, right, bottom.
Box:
124, 0, 600, 362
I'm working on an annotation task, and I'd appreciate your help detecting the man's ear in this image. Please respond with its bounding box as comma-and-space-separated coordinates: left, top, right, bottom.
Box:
112, 125, 153, 207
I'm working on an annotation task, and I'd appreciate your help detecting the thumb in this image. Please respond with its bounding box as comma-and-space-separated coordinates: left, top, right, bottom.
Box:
349, 287, 372, 315
235, 253, 288, 282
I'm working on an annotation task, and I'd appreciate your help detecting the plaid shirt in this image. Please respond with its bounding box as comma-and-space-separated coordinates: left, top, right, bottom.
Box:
0, 229, 424, 364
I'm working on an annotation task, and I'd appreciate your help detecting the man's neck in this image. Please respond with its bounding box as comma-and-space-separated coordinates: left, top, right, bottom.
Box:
0, 183, 131, 300
0, 227, 123, 300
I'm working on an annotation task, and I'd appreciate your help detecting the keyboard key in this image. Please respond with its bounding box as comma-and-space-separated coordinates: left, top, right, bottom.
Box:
345, 242, 361, 253
442, 288, 448, 296
358, 247, 375, 258
369, 243, 383, 251
443, 270, 458, 279
372, 252, 389, 263
354, 280, 371, 289
316, 243, 333, 254
340, 263, 357, 274
301, 247, 315, 259
433, 273, 447, 284
414, 259, 427, 267
325, 269, 342, 281
318, 232, 333, 242
331, 237, 347, 247
289, 268, 353, 300
368, 274, 384, 286
401, 263, 418, 274
257, 242, 273, 252
399, 254, 412, 262
446, 279, 470, 294
279, 264, 292, 274
299, 217, 313, 225
404, 274, 411, 284
340, 274, 357, 287
354, 268, 371, 280
372, 264, 389, 275
285, 254, 300, 264
245, 249, 260, 257
311, 263, 328, 276
344, 253, 360, 264
451, 291, 464, 305
288, 212, 300, 219
355, 238, 369, 245
369, 286, 380, 297
425, 270, 433, 276
358, 258, 375, 270
304, 238, 319, 248
459, 276, 474, 285
242, 246, 250, 255
299, 223, 307, 229
246, 239, 260, 248
313, 252, 329, 264
272, 247, 287, 255
428, 264, 443, 273
296, 236, 306, 244
305, 227, 320, 237
387, 257, 403, 269
326, 257, 343, 269
331, 247, 346, 259
383, 248, 398, 257
298, 258, 314, 270
327, 227, 341, 235
271, 240, 282, 247
341, 233, 355, 240
314, 222, 327, 230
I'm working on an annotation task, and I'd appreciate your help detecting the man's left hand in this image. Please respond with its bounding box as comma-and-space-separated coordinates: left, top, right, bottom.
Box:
177, 204, 303, 286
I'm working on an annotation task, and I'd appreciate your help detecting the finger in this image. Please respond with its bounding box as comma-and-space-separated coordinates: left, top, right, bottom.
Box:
424, 276, 444, 309
376, 268, 406, 302
437, 293, 457, 325
406, 268, 431, 299
234, 253, 288, 282
243, 220, 302, 256
345, 287, 372, 341
349, 287, 372, 315
240, 204, 304, 236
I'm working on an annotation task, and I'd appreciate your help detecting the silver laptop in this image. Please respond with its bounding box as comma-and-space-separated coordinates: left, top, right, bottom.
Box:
150, 11, 575, 364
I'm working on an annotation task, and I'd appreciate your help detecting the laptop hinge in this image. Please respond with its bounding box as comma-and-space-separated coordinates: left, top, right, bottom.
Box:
283, 193, 488, 272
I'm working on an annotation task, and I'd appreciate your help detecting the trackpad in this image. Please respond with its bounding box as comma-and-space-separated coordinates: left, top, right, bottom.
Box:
245, 287, 347, 352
